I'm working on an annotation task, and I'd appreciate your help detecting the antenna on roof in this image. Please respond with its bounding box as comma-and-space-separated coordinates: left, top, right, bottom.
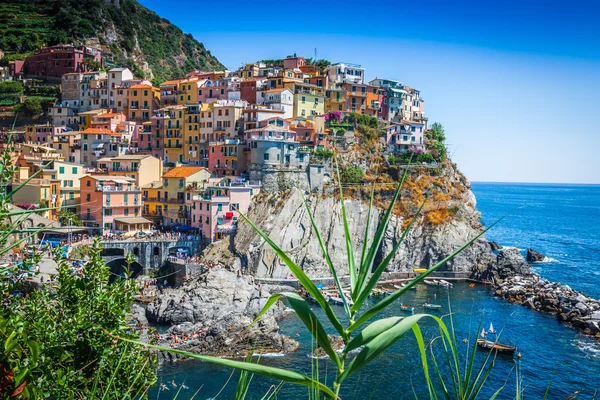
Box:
314, 47, 318, 62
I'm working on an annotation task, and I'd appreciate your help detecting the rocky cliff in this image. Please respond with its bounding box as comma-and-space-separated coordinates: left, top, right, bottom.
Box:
234, 160, 497, 279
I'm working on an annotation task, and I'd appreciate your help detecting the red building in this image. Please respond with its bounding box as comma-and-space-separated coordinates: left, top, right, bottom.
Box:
8, 60, 24, 79
25, 45, 103, 78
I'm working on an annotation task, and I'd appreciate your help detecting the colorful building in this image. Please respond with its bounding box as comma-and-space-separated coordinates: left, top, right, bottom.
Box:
128, 84, 160, 122
80, 175, 144, 233
385, 121, 426, 153
25, 45, 103, 78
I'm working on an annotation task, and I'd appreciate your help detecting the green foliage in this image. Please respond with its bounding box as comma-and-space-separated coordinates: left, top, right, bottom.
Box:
0, 138, 156, 398
0, 81, 24, 95
25, 84, 59, 98
311, 149, 334, 159
0, 0, 224, 82
257, 59, 284, 67
57, 209, 83, 226
339, 165, 364, 185
19, 97, 43, 117
429, 122, 447, 142
16, 240, 157, 397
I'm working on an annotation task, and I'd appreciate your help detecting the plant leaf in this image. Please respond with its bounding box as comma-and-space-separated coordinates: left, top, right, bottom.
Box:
249, 292, 342, 369
353, 199, 426, 311
348, 219, 501, 332
334, 154, 357, 296
337, 314, 429, 384
113, 336, 338, 399
343, 316, 403, 355
236, 210, 346, 338
301, 194, 350, 317
354, 158, 412, 300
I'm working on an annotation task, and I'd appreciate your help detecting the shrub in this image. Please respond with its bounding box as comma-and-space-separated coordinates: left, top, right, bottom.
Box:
340, 165, 364, 185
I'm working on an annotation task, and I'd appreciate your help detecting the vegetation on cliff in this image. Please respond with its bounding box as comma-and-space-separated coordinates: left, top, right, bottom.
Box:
0, 0, 224, 82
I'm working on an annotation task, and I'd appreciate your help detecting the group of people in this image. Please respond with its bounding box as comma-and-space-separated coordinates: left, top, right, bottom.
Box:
163, 328, 207, 349
103, 231, 201, 242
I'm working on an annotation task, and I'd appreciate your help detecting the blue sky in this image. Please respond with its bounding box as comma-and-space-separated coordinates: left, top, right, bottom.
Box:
139, 0, 600, 183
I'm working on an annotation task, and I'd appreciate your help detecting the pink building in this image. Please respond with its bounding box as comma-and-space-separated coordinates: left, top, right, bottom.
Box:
197, 79, 230, 104
190, 177, 259, 242
25, 123, 67, 144
385, 120, 426, 153
80, 175, 146, 234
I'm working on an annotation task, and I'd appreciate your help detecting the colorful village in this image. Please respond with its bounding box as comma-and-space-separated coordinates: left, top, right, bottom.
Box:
1, 45, 430, 244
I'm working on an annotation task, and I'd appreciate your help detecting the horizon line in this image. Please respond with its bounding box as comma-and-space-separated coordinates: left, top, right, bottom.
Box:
471, 180, 600, 186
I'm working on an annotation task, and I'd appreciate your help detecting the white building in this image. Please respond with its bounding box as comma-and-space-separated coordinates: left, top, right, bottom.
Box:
326, 63, 365, 85
256, 88, 293, 119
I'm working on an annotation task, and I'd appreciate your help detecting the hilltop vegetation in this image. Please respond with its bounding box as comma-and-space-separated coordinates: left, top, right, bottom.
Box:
0, 0, 224, 82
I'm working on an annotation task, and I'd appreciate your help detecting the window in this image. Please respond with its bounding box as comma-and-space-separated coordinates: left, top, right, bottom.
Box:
217, 204, 222, 212
302, 96, 306, 104
72, 167, 77, 174
124, 208, 129, 216
104, 209, 112, 216
264, 153, 269, 161
69, 192, 74, 200
59, 166, 65, 174
86, 194, 91, 201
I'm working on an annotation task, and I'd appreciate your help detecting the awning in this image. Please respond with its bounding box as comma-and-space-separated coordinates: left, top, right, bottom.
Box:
114, 217, 152, 225
225, 212, 234, 219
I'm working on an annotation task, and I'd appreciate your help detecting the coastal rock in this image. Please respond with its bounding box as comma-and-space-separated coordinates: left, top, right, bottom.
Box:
526, 248, 546, 262
146, 267, 298, 361
488, 241, 502, 251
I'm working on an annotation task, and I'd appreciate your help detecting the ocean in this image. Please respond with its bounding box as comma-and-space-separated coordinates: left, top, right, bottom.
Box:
151, 182, 600, 399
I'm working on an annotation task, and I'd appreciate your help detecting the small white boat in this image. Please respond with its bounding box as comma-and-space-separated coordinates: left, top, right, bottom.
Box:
424, 303, 442, 310
439, 280, 453, 287
488, 323, 496, 335
423, 280, 437, 286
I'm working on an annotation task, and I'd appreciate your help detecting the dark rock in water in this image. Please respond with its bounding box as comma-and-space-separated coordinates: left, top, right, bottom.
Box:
489, 241, 502, 251
526, 248, 546, 262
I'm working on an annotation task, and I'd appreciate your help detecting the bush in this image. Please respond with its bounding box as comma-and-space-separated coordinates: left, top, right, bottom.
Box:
340, 165, 364, 185
20, 97, 43, 117
312, 149, 333, 159
0, 81, 24, 95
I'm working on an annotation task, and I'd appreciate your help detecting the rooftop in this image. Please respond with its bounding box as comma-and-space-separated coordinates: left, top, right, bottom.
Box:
162, 166, 207, 178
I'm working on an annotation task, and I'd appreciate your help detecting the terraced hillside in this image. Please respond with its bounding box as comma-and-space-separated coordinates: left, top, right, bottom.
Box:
0, 0, 224, 83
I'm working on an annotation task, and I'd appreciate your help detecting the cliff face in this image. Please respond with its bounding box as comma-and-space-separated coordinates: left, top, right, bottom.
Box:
233, 161, 495, 279
0, 0, 224, 81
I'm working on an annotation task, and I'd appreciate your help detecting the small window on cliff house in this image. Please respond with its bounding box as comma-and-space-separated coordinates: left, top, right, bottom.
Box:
133, 247, 139, 256
153, 247, 160, 256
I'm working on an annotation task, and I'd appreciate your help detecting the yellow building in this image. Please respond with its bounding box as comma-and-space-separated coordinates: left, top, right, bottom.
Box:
162, 105, 186, 164
183, 104, 202, 164
127, 84, 160, 122
176, 78, 200, 106
325, 88, 348, 112
142, 166, 211, 227
287, 82, 325, 118
54, 160, 85, 214
78, 109, 107, 131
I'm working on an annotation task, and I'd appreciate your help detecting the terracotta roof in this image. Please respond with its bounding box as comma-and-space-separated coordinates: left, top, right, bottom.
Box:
162, 166, 206, 178
96, 112, 124, 118
161, 79, 184, 85
128, 84, 155, 90
82, 128, 113, 135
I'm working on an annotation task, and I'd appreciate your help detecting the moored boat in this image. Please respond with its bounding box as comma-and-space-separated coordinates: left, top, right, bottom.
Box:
424, 303, 442, 310
439, 279, 453, 287
400, 304, 414, 312
477, 339, 516, 355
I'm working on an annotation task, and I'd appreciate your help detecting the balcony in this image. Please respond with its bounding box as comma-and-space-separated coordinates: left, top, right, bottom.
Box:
96, 185, 141, 192
143, 197, 185, 204
143, 211, 163, 217
164, 144, 183, 149
166, 132, 182, 138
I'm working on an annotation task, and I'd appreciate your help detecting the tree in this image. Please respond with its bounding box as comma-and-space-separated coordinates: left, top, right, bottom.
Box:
430, 122, 446, 142
0, 81, 24, 96
57, 210, 83, 226
21, 97, 43, 117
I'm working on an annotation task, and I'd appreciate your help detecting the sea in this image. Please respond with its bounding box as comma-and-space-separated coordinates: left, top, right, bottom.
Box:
151, 182, 600, 399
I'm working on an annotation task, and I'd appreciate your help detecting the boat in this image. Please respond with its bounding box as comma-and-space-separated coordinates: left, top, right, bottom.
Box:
424, 303, 442, 310
439, 279, 453, 287
423, 280, 438, 286
488, 322, 496, 335
400, 304, 414, 312
477, 339, 516, 355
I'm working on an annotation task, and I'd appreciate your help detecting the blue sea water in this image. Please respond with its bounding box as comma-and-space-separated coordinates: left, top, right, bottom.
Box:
152, 183, 600, 399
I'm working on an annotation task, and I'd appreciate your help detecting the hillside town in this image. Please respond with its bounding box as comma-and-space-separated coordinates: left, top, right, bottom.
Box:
1, 46, 431, 244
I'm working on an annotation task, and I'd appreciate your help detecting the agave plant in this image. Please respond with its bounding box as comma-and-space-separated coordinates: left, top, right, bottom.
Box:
118, 154, 499, 399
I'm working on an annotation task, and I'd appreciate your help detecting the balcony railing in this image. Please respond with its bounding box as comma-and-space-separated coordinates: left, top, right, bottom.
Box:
96, 185, 141, 192
142, 197, 185, 204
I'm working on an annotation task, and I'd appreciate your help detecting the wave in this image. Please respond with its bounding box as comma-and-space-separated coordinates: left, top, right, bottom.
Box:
533, 256, 559, 263
501, 246, 525, 251
573, 340, 600, 357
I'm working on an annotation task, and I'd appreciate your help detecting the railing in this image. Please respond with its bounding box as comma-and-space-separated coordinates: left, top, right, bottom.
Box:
96, 185, 141, 192
164, 144, 183, 149
251, 135, 296, 142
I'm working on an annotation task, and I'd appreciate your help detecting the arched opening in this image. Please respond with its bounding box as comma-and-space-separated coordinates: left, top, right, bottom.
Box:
153, 246, 160, 256
106, 258, 144, 282
133, 247, 140, 257
101, 248, 126, 257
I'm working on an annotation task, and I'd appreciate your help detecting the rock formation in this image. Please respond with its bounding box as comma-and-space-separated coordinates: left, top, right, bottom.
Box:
145, 267, 298, 362
526, 248, 546, 262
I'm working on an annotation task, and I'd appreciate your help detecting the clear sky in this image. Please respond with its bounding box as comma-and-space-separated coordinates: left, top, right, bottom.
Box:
139, 0, 600, 184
